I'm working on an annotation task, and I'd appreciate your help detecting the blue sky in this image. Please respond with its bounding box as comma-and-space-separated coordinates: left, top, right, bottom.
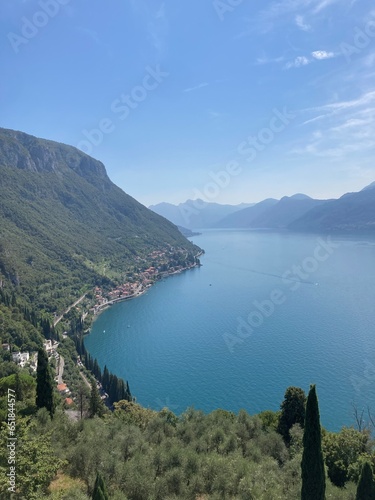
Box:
1, 0, 375, 205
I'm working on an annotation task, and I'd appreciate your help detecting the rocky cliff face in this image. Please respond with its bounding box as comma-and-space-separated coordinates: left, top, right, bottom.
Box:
0, 128, 109, 187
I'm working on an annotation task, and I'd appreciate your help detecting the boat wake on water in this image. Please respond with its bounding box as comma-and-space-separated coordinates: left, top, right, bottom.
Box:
206, 259, 317, 286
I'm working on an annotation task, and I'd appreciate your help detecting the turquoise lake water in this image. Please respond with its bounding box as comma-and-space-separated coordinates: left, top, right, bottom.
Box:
85, 230, 375, 431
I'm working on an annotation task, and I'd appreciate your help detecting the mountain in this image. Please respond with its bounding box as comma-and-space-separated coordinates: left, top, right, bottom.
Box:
290, 183, 375, 232
215, 198, 278, 228
0, 128, 200, 311
149, 200, 254, 229
362, 181, 375, 191
216, 195, 326, 229
248, 194, 327, 229
176, 226, 201, 238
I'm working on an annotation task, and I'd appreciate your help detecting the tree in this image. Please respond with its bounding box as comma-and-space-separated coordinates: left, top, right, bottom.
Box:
89, 380, 105, 418
301, 384, 325, 500
36, 348, 55, 416
356, 462, 375, 500
277, 386, 306, 444
323, 427, 369, 487
92, 472, 109, 500
14, 371, 24, 401
0, 417, 62, 498
76, 380, 90, 419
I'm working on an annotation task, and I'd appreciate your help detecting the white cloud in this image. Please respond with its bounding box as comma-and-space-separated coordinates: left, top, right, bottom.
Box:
296, 89, 375, 159
285, 50, 336, 69
183, 83, 209, 93
295, 15, 312, 32
285, 56, 310, 69
311, 50, 335, 60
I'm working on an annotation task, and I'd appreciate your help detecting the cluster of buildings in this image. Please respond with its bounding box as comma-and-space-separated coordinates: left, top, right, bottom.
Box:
91, 248, 198, 312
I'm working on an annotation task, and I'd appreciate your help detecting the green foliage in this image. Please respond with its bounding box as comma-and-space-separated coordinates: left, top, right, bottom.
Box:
0, 300, 43, 352
36, 348, 55, 416
356, 462, 375, 500
0, 416, 63, 499
92, 472, 109, 500
301, 384, 326, 500
277, 385, 306, 444
323, 427, 370, 487
0, 371, 35, 399
89, 380, 105, 418
0, 127, 200, 314
0, 397, 362, 499
258, 409, 280, 431
113, 400, 157, 429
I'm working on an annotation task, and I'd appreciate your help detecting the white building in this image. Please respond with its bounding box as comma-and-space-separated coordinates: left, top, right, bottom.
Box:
12, 352, 30, 367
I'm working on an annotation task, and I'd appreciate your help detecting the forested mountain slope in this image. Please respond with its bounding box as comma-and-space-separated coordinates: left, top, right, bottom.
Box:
0, 128, 199, 311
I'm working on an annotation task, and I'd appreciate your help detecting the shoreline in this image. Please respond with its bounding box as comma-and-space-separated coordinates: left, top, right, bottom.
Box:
86, 253, 204, 329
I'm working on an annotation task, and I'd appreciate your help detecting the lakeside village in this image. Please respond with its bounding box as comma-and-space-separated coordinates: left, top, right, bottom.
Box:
5, 246, 203, 411
92, 249, 202, 312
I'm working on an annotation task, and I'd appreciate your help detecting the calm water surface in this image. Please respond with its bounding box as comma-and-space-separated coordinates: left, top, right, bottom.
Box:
85, 230, 375, 431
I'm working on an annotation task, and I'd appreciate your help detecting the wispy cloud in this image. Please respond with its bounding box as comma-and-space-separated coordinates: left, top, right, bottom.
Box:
295, 15, 312, 32
312, 50, 335, 60
183, 82, 209, 93
285, 50, 336, 69
256, 0, 356, 33
295, 89, 375, 159
312, 0, 340, 14
255, 55, 284, 65
285, 56, 310, 69
129, 1, 168, 60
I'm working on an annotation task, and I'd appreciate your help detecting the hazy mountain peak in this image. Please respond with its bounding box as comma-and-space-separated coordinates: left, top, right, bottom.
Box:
362, 181, 375, 191
289, 193, 312, 200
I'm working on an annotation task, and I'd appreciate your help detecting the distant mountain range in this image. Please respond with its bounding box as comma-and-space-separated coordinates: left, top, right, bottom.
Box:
290, 183, 375, 232
149, 200, 254, 229
152, 184, 375, 232
0, 128, 200, 310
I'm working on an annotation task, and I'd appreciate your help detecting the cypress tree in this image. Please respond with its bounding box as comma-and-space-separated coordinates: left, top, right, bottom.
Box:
301, 384, 325, 500
126, 381, 132, 401
89, 380, 105, 418
14, 371, 23, 401
36, 348, 55, 416
93, 358, 99, 378
356, 462, 375, 500
92, 472, 108, 500
102, 365, 109, 391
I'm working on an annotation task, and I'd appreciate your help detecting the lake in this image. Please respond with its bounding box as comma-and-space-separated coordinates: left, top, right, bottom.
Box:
85, 230, 375, 431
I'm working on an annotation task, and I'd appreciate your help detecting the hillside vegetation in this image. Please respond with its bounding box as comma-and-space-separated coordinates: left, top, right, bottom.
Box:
0, 128, 200, 312
1, 129, 374, 499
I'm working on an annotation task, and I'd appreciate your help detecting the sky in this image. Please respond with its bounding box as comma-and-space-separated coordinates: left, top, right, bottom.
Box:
1, 0, 375, 206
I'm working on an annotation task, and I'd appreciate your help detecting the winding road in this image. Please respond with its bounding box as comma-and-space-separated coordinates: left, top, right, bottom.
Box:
53, 293, 86, 327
